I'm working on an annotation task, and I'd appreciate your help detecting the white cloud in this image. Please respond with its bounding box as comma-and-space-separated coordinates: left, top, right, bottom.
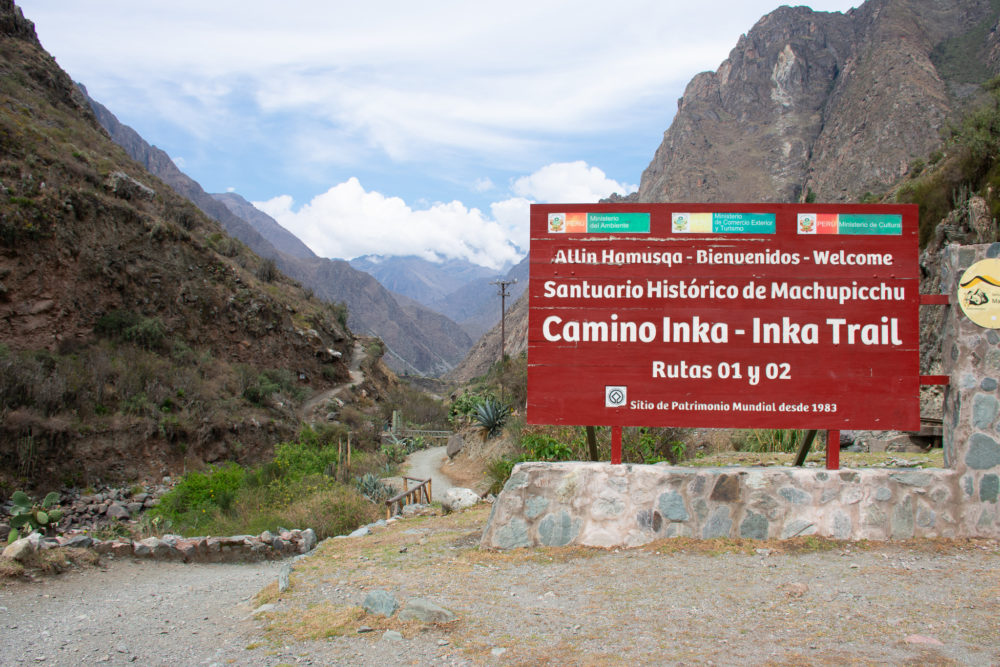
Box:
255, 160, 635, 265
474, 177, 495, 193
24, 0, 857, 174
254, 178, 522, 270
512, 162, 635, 203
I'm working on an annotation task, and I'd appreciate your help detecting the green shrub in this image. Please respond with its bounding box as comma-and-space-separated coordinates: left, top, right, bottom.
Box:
485, 456, 524, 496
739, 429, 805, 453
151, 463, 246, 526
256, 257, 279, 283
521, 433, 573, 461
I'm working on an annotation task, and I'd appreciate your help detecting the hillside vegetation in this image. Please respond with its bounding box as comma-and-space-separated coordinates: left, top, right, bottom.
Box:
0, 1, 354, 490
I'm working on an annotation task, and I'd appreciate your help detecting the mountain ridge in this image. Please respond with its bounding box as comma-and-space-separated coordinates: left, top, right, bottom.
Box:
83, 90, 472, 377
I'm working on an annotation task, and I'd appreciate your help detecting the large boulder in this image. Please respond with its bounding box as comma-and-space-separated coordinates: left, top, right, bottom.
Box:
446, 433, 464, 459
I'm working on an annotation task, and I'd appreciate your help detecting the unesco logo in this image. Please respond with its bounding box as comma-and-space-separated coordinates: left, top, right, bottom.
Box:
605, 386, 627, 407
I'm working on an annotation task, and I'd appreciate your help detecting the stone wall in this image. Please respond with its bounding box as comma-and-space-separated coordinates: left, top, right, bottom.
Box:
941, 243, 1000, 534
482, 243, 1000, 548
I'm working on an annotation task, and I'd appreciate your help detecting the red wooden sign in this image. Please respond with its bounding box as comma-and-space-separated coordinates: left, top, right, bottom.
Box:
527, 203, 920, 431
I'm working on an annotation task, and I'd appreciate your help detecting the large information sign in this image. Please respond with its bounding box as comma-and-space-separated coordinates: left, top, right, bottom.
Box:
528, 203, 920, 431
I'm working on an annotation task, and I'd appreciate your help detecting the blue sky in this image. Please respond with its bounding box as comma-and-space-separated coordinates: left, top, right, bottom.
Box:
22, 1, 857, 269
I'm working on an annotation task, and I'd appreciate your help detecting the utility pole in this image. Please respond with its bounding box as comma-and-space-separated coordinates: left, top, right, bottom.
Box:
491, 279, 517, 365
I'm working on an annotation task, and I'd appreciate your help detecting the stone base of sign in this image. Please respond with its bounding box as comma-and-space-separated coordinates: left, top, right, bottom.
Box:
480, 461, 999, 548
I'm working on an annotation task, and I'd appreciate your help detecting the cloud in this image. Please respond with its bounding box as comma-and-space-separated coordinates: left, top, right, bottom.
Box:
254, 178, 522, 270
255, 161, 637, 265
27, 1, 857, 174
473, 177, 495, 193
512, 161, 636, 202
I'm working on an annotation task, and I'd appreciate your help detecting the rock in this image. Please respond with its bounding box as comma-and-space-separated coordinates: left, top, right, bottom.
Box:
278, 564, 292, 593
441, 487, 479, 513
300, 528, 317, 553
904, 634, 944, 646
348, 526, 370, 538
446, 433, 464, 459
362, 589, 399, 617
781, 582, 809, 598
382, 630, 404, 641
125, 502, 144, 515
58, 534, 93, 549
105, 504, 130, 520
136, 537, 182, 560
397, 598, 457, 624
105, 171, 155, 201
2, 536, 36, 561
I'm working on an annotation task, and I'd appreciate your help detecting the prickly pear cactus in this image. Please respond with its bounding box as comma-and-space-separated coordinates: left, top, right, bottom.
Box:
7, 490, 62, 543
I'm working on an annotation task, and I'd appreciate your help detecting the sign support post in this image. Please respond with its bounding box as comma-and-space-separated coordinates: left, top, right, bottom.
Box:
611, 426, 622, 464
825, 429, 840, 470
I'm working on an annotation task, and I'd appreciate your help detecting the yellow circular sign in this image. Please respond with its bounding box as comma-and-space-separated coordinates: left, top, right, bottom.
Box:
958, 258, 1000, 328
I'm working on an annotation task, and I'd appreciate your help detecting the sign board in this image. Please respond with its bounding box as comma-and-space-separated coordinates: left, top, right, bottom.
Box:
527, 203, 921, 431
958, 258, 1000, 328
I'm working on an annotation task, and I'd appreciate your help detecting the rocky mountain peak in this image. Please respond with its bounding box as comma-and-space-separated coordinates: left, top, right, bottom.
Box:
637, 0, 999, 204
1, 0, 37, 43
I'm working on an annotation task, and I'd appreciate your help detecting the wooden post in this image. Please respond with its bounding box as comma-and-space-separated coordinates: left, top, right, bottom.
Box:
347, 432, 352, 474
586, 426, 599, 461
427, 479, 432, 503
793, 430, 818, 467
826, 429, 840, 470
611, 426, 622, 464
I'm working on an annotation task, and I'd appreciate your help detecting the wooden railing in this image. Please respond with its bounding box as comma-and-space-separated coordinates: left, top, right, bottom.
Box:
385, 476, 432, 519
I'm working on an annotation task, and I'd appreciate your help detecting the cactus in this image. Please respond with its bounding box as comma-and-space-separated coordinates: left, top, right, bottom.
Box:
355, 473, 394, 503
7, 490, 63, 543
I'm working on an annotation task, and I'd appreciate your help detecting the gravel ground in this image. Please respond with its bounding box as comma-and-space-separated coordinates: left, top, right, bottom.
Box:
3, 511, 998, 666
0, 557, 284, 666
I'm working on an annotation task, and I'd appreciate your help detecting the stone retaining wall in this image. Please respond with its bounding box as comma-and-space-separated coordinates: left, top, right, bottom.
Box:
480, 462, 983, 548
3, 528, 317, 564
483, 243, 1000, 547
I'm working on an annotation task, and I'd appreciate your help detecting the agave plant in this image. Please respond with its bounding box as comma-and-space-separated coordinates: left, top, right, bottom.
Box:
355, 473, 394, 503
8, 490, 63, 542
474, 398, 510, 440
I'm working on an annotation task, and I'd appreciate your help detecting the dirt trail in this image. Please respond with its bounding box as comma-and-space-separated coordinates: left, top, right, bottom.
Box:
299, 341, 365, 422
403, 445, 456, 501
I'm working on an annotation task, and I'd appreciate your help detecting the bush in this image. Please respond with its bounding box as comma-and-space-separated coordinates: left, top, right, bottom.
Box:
520, 432, 573, 461
256, 257, 279, 283
151, 463, 246, 529
739, 429, 806, 453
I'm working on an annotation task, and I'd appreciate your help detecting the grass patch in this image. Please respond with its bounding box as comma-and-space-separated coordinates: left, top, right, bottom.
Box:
261, 603, 366, 640
150, 432, 386, 538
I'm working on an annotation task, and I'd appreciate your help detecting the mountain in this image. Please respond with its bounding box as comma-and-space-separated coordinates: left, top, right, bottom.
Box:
0, 0, 351, 486
637, 0, 1000, 204
429, 257, 529, 339
84, 89, 471, 377
454, 0, 1000, 383
211, 192, 316, 260
349, 254, 499, 306
349, 254, 527, 339
445, 290, 528, 384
